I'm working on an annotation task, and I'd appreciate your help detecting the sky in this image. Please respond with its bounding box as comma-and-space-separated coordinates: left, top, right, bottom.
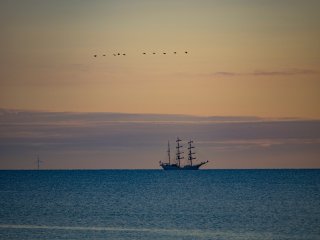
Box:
0, 0, 320, 169
1, 109, 320, 169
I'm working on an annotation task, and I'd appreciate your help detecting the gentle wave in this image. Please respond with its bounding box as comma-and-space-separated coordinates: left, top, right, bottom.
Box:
0, 224, 216, 237
0, 224, 292, 239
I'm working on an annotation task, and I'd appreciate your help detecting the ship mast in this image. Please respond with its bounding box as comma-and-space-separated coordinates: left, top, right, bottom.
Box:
188, 140, 196, 166
167, 141, 171, 164
176, 137, 184, 167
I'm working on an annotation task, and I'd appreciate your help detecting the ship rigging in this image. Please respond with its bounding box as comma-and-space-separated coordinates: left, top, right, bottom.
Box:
159, 138, 209, 170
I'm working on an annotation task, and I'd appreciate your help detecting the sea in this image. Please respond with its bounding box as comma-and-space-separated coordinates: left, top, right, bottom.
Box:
0, 170, 319, 240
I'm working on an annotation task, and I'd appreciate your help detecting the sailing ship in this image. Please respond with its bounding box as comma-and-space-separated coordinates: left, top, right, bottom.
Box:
159, 137, 209, 170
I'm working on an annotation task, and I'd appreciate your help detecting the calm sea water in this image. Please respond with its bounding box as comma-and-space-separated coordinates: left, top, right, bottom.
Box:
0, 170, 319, 240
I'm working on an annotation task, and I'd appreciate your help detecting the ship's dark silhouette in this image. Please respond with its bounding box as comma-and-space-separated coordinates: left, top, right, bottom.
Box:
159, 138, 208, 170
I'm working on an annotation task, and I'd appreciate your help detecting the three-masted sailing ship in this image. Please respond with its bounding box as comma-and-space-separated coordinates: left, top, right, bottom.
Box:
159, 137, 209, 170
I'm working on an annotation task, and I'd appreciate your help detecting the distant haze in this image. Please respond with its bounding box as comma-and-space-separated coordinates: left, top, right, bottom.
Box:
0, 109, 319, 169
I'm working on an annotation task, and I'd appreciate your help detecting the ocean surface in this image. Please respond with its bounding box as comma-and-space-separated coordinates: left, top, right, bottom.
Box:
0, 170, 319, 240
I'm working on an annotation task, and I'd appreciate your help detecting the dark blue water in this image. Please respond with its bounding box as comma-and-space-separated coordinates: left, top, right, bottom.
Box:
0, 170, 319, 240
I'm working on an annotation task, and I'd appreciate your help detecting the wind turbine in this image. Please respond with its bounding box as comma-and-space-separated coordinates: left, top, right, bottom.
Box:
36, 155, 43, 170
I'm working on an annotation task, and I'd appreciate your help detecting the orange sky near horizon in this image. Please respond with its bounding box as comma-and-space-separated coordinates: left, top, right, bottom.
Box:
1, 0, 320, 118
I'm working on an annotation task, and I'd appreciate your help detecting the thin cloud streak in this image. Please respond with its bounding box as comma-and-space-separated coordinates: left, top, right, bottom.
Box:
175, 69, 319, 78
212, 69, 318, 77
1, 109, 320, 169
199, 138, 320, 151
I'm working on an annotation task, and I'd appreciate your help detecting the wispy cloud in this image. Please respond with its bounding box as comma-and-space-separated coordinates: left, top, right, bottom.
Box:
173, 68, 319, 80
212, 69, 318, 77
1, 109, 320, 169
199, 138, 320, 151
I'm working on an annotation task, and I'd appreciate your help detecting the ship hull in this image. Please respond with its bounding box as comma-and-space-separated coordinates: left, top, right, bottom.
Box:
160, 163, 181, 170
160, 162, 208, 170
182, 164, 202, 170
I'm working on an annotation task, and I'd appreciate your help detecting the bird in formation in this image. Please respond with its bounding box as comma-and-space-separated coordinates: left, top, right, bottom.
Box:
94, 51, 189, 57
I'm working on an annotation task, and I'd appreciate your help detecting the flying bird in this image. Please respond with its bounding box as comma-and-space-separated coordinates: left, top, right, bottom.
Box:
93, 50, 189, 58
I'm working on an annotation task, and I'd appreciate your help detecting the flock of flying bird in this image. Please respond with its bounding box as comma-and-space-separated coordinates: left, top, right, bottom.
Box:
93, 51, 188, 57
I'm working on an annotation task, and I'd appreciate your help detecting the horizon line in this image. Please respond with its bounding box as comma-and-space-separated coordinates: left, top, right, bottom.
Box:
1, 168, 320, 171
